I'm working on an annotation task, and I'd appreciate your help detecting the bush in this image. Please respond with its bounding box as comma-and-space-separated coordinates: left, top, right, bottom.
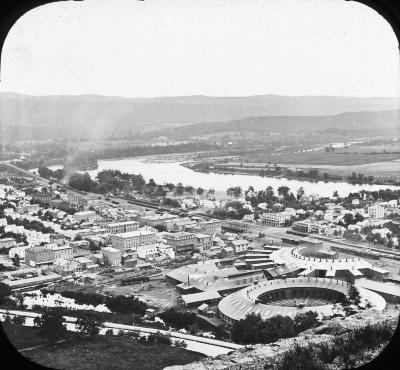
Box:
53, 290, 105, 307
294, 311, 319, 333
158, 308, 197, 330
75, 312, 101, 337
273, 321, 395, 370
0, 282, 11, 304
174, 339, 187, 348
11, 316, 25, 325
231, 314, 297, 344
274, 343, 325, 370
105, 295, 147, 315
147, 331, 172, 345
33, 307, 68, 344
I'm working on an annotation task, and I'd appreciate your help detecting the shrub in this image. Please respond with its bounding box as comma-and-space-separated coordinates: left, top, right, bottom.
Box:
105, 295, 147, 315
11, 316, 25, 325
174, 339, 187, 348
231, 314, 296, 344
158, 308, 197, 330
33, 307, 68, 344
294, 311, 319, 333
75, 312, 101, 337
274, 343, 325, 370
147, 331, 172, 345
273, 321, 395, 370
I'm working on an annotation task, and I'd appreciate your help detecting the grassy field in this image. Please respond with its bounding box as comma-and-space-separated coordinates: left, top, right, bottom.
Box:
1, 323, 50, 350
271, 152, 400, 166
23, 336, 205, 370
226, 150, 400, 178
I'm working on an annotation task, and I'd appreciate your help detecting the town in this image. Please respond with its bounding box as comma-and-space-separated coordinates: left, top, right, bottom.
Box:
1, 160, 400, 367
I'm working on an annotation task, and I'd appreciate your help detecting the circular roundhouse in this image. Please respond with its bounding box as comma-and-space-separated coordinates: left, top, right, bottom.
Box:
218, 277, 386, 324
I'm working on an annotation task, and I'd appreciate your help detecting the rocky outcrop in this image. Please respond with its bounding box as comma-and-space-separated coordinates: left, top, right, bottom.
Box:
165, 310, 399, 370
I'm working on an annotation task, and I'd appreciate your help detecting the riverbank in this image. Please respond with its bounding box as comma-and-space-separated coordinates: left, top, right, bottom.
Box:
182, 160, 400, 187
33, 156, 400, 198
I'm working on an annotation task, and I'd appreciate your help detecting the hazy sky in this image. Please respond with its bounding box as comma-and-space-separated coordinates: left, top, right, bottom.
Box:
1, 0, 399, 97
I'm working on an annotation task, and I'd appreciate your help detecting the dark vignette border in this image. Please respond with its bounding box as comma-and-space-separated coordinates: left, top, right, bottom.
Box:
0, 0, 399, 369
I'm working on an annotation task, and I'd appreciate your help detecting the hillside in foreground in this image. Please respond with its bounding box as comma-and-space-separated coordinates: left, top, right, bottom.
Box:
165, 310, 399, 370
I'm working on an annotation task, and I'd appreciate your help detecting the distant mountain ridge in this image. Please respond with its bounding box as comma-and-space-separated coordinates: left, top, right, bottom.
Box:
139, 110, 400, 139
0, 92, 399, 139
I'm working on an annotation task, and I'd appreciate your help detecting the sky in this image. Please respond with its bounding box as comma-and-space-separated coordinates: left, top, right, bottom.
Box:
0, 0, 399, 98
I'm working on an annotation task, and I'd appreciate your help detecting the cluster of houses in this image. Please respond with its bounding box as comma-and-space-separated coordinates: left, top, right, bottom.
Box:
2, 185, 250, 288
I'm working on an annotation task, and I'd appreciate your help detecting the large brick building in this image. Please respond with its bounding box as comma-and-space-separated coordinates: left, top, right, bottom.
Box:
25, 247, 55, 267
163, 232, 197, 255
111, 229, 157, 251
106, 221, 139, 234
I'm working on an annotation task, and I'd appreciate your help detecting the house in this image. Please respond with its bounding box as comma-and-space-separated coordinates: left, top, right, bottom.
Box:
101, 246, 122, 267
220, 246, 234, 259
261, 212, 291, 227
368, 205, 385, 219
229, 239, 250, 254
73, 210, 97, 223
0, 238, 16, 250
50, 244, 74, 260
194, 233, 213, 253
137, 244, 159, 259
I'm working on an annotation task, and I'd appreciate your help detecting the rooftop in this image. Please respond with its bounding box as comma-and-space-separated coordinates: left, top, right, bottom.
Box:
101, 246, 121, 253
179, 290, 221, 305
112, 229, 156, 238
107, 221, 139, 227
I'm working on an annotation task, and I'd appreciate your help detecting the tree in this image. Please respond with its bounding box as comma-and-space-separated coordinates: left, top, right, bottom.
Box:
332, 190, 339, 198
207, 188, 215, 197
231, 314, 296, 344
159, 308, 197, 329
354, 213, 364, 223
387, 237, 395, 249
148, 178, 157, 188
185, 185, 194, 195
12, 254, 20, 267
154, 224, 167, 232
294, 311, 319, 333
105, 295, 147, 315
0, 282, 11, 304
11, 315, 25, 325
196, 187, 204, 196
227, 186, 242, 199
33, 308, 67, 344
265, 186, 275, 201
75, 312, 101, 337
15, 293, 25, 308
348, 286, 361, 306
342, 213, 355, 227
296, 187, 305, 200
175, 183, 184, 196
156, 185, 165, 196
278, 186, 290, 198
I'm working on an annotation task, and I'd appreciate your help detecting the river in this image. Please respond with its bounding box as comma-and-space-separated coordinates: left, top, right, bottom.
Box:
42, 157, 400, 198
